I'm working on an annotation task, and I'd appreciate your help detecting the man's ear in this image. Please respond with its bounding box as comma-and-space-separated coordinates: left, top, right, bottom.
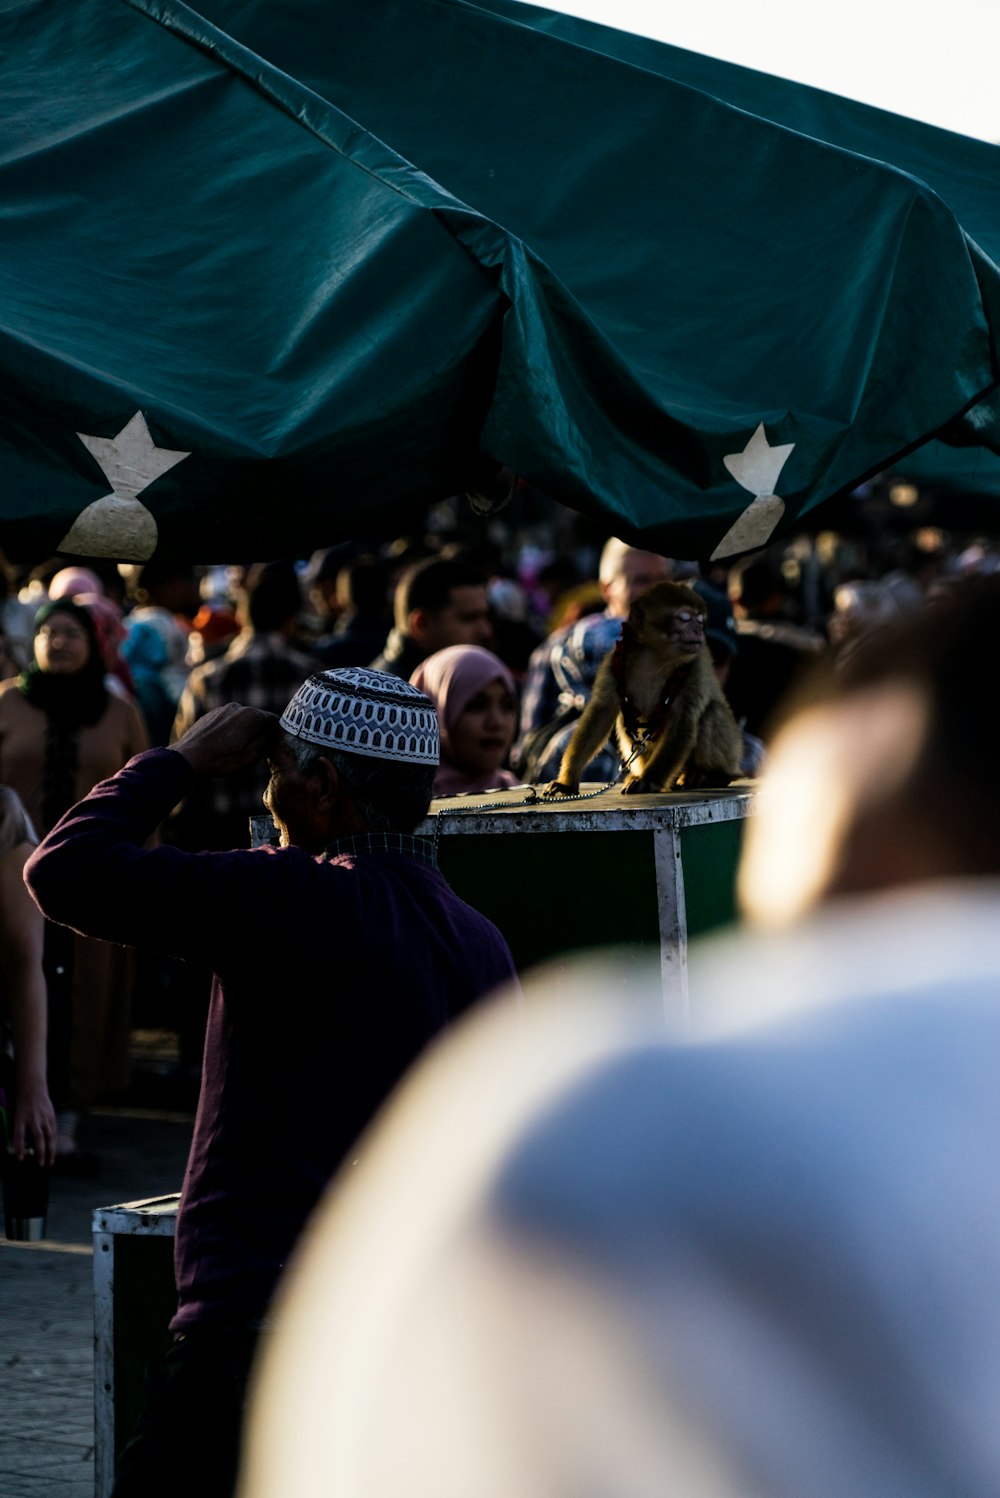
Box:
314, 754, 365, 838
408, 606, 433, 645
312, 753, 340, 811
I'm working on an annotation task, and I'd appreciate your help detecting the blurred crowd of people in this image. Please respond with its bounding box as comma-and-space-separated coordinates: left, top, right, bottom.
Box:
1, 501, 998, 1171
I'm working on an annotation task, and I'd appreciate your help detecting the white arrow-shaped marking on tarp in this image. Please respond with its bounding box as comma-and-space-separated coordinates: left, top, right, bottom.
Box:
58, 411, 191, 561
710, 422, 796, 561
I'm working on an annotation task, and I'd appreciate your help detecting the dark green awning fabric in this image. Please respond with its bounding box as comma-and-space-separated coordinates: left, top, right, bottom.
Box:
2, 0, 999, 563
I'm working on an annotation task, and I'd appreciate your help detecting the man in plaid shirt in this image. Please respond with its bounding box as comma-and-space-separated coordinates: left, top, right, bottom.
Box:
154, 562, 319, 1086
169, 561, 319, 852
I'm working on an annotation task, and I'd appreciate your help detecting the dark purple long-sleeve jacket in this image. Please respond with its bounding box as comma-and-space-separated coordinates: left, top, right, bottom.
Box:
25, 748, 518, 1330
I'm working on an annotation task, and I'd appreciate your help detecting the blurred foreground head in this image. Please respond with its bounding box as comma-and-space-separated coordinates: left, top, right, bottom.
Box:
738, 575, 1000, 925
239, 945, 1000, 1498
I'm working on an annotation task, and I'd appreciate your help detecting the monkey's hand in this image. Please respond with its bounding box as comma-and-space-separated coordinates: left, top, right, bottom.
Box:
621, 775, 660, 795
542, 780, 577, 799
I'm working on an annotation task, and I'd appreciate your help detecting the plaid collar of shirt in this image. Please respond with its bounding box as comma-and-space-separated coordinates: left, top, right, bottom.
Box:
321, 831, 438, 868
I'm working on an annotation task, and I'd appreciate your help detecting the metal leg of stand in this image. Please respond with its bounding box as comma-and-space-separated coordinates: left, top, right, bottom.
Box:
654, 826, 690, 1027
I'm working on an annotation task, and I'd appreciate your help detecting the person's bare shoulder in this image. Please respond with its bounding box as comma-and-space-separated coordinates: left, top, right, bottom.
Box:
0, 678, 29, 719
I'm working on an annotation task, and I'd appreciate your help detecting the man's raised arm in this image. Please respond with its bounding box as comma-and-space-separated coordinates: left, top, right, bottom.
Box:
24, 706, 280, 941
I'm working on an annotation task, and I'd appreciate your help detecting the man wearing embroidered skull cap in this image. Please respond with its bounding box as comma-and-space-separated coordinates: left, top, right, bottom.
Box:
24, 667, 518, 1498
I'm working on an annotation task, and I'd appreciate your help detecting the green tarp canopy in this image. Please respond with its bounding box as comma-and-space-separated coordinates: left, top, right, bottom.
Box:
2, 0, 1000, 563
490, 0, 1000, 507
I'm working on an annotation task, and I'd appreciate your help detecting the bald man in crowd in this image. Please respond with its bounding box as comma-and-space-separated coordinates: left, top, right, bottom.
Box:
512, 538, 673, 783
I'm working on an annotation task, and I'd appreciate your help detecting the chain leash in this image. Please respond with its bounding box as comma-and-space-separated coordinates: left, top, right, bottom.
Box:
429, 736, 662, 857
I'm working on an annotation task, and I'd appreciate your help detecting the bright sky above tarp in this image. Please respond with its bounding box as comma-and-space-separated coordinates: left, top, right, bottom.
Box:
525, 0, 1000, 143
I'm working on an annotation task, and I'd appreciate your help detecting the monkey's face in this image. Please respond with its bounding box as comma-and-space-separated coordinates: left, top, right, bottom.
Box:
630, 584, 707, 656
670, 605, 706, 655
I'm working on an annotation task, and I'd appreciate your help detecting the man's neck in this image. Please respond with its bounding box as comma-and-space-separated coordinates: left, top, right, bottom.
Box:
321, 830, 437, 867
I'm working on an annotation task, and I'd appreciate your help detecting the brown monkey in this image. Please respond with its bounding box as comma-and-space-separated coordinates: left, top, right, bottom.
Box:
543, 582, 744, 796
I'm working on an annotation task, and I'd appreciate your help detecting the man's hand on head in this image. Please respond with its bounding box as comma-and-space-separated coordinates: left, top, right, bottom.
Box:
171, 704, 282, 778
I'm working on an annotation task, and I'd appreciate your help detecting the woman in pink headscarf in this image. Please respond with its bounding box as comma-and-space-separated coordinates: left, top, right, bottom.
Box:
75, 592, 136, 700
411, 645, 521, 797
46, 566, 105, 603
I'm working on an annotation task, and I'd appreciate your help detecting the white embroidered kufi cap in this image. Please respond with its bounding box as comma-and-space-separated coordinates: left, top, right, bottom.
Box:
280, 668, 439, 765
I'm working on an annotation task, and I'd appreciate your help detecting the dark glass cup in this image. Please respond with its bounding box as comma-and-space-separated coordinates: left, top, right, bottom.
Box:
2, 1145, 50, 1241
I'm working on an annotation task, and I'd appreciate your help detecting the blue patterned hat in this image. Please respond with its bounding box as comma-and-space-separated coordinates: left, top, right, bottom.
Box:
280, 668, 439, 765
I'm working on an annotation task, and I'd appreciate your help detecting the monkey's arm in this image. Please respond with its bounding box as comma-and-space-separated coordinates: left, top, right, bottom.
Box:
543, 655, 619, 796
687, 694, 744, 782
